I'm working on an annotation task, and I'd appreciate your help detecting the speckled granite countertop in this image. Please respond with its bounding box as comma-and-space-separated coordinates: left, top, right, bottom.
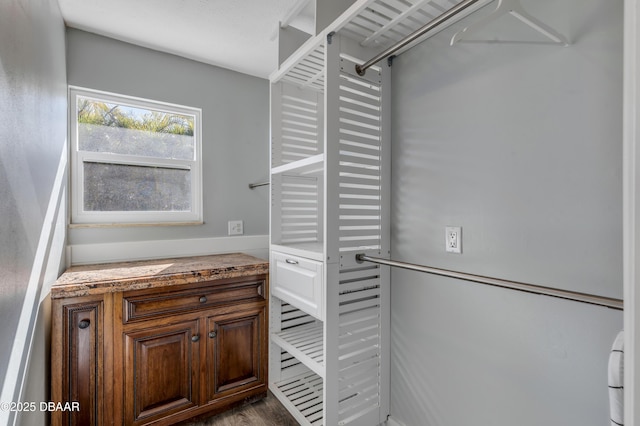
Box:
51, 253, 269, 299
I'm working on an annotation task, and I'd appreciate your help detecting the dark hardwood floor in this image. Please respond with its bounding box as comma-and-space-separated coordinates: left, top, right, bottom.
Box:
184, 392, 300, 426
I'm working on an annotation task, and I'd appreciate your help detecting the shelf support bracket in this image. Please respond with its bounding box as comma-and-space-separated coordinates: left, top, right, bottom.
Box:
327, 31, 335, 45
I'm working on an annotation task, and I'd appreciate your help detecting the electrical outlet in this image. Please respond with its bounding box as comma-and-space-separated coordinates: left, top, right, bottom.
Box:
445, 226, 462, 254
228, 220, 244, 236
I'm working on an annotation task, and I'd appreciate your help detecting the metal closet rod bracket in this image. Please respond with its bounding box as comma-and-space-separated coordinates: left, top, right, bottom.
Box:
387, 55, 396, 67
248, 181, 270, 189
354, 253, 623, 310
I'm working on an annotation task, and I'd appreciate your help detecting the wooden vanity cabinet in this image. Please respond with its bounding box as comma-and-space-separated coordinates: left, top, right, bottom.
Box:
51, 254, 268, 426
116, 277, 268, 425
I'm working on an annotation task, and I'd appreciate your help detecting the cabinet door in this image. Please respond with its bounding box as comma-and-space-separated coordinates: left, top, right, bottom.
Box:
52, 298, 103, 426
206, 305, 267, 401
123, 319, 200, 425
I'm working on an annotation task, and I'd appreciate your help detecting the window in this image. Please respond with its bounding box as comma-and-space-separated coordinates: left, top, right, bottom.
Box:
69, 87, 202, 225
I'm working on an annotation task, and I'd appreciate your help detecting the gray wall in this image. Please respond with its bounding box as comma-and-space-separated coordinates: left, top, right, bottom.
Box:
389, 0, 624, 424
66, 29, 269, 252
0, 0, 68, 424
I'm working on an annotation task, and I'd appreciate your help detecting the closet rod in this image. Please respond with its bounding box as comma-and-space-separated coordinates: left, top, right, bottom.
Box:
355, 253, 624, 310
355, 0, 483, 76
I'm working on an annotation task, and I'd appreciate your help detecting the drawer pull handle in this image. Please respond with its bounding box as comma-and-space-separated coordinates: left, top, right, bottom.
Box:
191, 335, 200, 342
285, 259, 299, 265
78, 320, 90, 329
209, 331, 217, 338
199, 296, 207, 303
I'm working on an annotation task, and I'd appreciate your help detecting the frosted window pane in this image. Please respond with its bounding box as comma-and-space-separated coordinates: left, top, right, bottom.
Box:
83, 162, 191, 212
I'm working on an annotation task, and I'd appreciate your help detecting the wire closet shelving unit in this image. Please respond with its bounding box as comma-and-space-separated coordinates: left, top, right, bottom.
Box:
267, 1, 593, 425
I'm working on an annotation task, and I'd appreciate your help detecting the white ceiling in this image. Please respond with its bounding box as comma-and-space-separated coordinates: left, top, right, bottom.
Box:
57, 0, 315, 79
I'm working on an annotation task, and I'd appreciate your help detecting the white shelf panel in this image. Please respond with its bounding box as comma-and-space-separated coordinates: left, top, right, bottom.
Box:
271, 369, 324, 426
272, 322, 325, 378
270, 243, 324, 262
335, 0, 485, 56
271, 153, 325, 176
271, 39, 326, 91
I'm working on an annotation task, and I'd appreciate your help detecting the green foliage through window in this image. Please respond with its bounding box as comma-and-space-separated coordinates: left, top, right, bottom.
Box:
77, 98, 194, 136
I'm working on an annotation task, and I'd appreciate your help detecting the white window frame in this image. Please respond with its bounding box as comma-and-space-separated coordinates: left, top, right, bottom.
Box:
69, 86, 203, 225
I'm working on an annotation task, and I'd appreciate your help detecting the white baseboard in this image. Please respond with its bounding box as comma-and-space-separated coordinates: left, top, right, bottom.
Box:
69, 234, 269, 265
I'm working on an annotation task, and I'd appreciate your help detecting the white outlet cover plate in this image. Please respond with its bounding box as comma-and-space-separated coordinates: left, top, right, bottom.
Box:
228, 220, 244, 235
445, 226, 462, 254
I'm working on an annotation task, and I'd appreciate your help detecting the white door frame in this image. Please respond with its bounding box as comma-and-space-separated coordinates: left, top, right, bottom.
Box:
624, 0, 639, 424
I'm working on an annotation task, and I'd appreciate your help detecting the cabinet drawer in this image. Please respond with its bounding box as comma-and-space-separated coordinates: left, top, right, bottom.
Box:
123, 276, 266, 323
271, 252, 323, 320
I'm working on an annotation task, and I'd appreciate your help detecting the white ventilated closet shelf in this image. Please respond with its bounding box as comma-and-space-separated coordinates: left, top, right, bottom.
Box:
270, 0, 404, 424
271, 0, 487, 87
271, 153, 325, 176
271, 368, 324, 426
339, 0, 485, 50
273, 38, 326, 91
271, 322, 324, 377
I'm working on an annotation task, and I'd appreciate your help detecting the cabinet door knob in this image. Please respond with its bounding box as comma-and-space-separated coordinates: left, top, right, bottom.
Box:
208, 331, 217, 338
199, 296, 207, 303
285, 259, 298, 265
78, 320, 90, 329
191, 335, 200, 342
